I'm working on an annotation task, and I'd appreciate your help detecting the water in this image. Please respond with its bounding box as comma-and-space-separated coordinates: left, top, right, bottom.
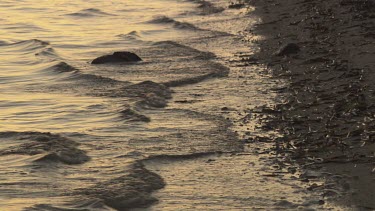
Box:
0, 0, 333, 210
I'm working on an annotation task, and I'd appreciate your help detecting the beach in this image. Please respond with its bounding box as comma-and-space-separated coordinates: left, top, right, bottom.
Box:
246, 0, 375, 209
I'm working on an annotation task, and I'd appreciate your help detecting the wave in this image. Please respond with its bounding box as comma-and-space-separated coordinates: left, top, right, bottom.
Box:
163, 67, 229, 87
35, 47, 60, 60
153, 41, 216, 59
144, 151, 220, 162
0, 39, 61, 64
111, 81, 171, 108
48, 61, 77, 73
186, 0, 225, 15
3, 23, 46, 32
76, 162, 165, 210
56, 71, 128, 96
135, 93, 168, 108
67, 72, 126, 85
0, 40, 63, 63
9, 39, 49, 46
119, 108, 151, 122
46, 62, 124, 85
0, 132, 90, 165
113, 80, 172, 99
0, 40, 8, 46
1, 39, 50, 52
148, 15, 201, 30
72, 152, 228, 210
125, 30, 139, 37
116, 31, 154, 46
24, 61, 77, 78
116, 30, 140, 40
97, 80, 172, 109
66, 8, 115, 18
27, 200, 114, 211
148, 41, 229, 87
118, 30, 140, 37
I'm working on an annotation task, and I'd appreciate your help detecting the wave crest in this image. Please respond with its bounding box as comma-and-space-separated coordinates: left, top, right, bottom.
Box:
148, 15, 200, 30
66, 8, 115, 17
77, 162, 165, 210
0, 132, 90, 165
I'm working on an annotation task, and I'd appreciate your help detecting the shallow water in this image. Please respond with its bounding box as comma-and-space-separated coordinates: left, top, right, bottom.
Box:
0, 0, 336, 210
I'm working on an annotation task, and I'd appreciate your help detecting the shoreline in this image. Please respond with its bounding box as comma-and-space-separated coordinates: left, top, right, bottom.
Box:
245, 0, 375, 209
0, 0, 373, 209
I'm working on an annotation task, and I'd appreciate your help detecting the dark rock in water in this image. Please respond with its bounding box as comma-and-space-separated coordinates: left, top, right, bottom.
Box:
228, 3, 245, 9
221, 107, 229, 111
91, 51, 142, 64
275, 43, 300, 56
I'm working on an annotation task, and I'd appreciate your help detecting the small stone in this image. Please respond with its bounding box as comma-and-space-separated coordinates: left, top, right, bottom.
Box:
221, 107, 229, 111
228, 3, 245, 9
287, 167, 297, 174
92, 51, 142, 64
307, 183, 319, 191
206, 159, 216, 163
301, 178, 309, 182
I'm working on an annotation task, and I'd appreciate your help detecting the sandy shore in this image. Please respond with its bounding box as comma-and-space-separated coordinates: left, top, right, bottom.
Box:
241, 0, 375, 209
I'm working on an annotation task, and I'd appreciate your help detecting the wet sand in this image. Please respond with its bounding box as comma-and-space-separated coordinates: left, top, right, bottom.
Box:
244, 0, 375, 209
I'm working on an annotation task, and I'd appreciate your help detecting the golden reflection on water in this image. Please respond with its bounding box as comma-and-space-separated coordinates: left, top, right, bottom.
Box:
0, 92, 112, 133
0, 0, 194, 44
0, 0, 196, 133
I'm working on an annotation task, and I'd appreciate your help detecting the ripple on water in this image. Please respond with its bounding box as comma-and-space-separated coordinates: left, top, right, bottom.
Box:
65, 8, 116, 18
0, 132, 90, 165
